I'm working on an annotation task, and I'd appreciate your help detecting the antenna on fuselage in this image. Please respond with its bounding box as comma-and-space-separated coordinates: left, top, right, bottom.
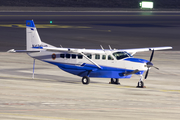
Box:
60, 45, 63, 48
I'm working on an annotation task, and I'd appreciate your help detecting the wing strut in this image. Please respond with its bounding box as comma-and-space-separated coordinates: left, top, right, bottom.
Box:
108, 45, 112, 50
80, 52, 102, 69
100, 45, 105, 51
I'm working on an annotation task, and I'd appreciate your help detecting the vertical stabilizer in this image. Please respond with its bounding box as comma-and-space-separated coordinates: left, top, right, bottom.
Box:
26, 20, 42, 50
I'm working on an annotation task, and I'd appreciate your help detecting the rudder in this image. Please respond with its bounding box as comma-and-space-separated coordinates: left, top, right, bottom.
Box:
26, 20, 42, 50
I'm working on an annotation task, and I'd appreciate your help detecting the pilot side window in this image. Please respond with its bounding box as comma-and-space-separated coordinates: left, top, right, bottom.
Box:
78, 54, 83, 59
72, 54, 76, 59
113, 52, 130, 60
102, 55, 106, 60
108, 55, 114, 60
66, 54, 71, 59
95, 54, 100, 59
60, 54, 65, 58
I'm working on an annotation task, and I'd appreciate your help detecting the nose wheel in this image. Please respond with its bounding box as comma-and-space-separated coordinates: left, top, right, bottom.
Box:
136, 75, 146, 88
137, 81, 144, 88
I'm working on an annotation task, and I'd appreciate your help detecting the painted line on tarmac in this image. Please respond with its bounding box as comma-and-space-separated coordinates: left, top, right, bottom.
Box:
160, 90, 180, 93
0, 24, 111, 32
0, 24, 91, 28
0, 113, 78, 120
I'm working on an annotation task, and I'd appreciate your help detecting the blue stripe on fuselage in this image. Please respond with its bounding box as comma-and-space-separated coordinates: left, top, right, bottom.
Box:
32, 47, 43, 49
124, 58, 149, 63
43, 60, 144, 78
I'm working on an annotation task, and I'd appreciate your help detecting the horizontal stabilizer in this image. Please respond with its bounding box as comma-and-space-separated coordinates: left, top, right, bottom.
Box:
7, 49, 40, 53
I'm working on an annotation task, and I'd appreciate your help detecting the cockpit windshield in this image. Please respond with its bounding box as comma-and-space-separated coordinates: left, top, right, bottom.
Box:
113, 51, 132, 60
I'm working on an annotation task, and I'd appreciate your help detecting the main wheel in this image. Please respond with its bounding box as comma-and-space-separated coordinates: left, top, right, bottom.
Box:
111, 78, 116, 84
82, 76, 90, 85
115, 78, 120, 85
137, 81, 144, 88
111, 78, 120, 85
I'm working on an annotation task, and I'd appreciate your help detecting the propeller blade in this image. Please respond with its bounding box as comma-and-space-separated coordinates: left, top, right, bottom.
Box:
145, 50, 159, 80
150, 49, 154, 62
153, 66, 159, 70
145, 69, 149, 79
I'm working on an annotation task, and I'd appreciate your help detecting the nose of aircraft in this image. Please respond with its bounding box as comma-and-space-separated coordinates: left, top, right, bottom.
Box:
144, 50, 159, 79
146, 61, 153, 68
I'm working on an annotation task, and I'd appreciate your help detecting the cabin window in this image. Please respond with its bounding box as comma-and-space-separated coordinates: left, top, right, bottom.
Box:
66, 54, 71, 58
78, 54, 83, 59
113, 52, 130, 60
108, 55, 114, 60
102, 55, 106, 60
72, 54, 76, 59
86, 54, 92, 59
60, 54, 65, 58
95, 54, 100, 59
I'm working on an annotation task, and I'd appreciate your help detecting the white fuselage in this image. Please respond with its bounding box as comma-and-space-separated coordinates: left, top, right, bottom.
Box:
28, 50, 148, 72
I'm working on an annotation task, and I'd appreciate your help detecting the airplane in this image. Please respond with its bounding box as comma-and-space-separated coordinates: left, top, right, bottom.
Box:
8, 20, 172, 88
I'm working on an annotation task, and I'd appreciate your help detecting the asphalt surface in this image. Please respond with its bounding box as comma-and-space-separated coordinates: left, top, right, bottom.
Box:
0, 51, 180, 120
0, 11, 180, 120
0, 11, 180, 51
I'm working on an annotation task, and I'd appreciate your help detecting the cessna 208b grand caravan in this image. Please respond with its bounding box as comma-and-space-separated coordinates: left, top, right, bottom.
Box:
8, 20, 172, 88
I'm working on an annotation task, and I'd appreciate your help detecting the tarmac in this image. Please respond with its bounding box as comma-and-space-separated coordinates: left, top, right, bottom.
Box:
0, 51, 180, 120
0, 11, 180, 120
0, 11, 180, 51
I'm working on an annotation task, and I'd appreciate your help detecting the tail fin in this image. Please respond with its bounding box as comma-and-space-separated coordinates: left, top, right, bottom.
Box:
26, 20, 42, 50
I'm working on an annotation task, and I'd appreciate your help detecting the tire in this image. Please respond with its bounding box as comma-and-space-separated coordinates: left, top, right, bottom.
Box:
137, 81, 144, 88
111, 78, 120, 84
111, 78, 116, 84
115, 78, 120, 85
82, 76, 90, 85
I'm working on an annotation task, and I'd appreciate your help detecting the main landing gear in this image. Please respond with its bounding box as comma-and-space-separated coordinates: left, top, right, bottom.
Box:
109, 78, 120, 85
136, 74, 146, 88
81, 76, 145, 88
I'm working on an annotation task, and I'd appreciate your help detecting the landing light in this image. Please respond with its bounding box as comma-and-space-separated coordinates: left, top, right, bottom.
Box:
140, 1, 154, 9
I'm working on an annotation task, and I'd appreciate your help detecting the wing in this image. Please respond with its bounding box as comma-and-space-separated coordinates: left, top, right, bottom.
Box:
118, 46, 172, 55
43, 47, 105, 54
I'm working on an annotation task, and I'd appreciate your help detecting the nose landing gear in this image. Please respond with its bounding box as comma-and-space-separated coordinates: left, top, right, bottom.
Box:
137, 74, 146, 88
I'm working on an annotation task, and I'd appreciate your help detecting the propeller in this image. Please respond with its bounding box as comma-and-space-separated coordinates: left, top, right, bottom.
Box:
149, 49, 154, 62
144, 49, 159, 79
